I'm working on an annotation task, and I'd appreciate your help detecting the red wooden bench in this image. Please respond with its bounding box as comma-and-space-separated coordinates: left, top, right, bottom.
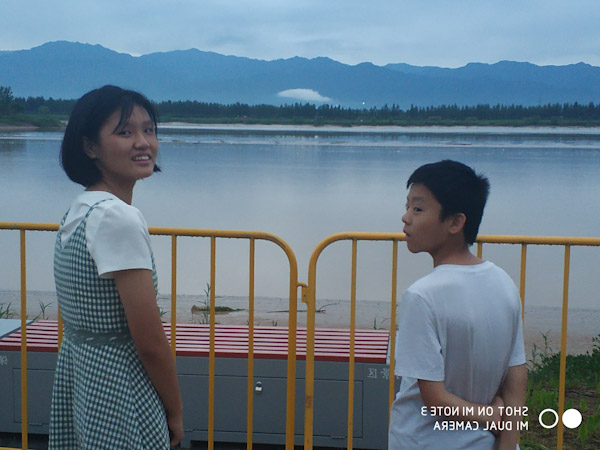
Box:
0, 320, 390, 363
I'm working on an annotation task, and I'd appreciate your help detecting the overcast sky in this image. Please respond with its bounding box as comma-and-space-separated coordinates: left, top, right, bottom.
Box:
2, 0, 599, 68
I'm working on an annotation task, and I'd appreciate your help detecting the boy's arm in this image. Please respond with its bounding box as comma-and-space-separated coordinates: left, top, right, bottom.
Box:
496, 364, 528, 449
418, 380, 503, 428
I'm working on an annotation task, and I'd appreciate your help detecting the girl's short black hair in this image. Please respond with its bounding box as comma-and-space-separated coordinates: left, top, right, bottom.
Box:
60, 85, 160, 187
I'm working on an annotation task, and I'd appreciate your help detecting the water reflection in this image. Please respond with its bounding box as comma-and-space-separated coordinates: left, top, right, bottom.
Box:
1, 128, 600, 309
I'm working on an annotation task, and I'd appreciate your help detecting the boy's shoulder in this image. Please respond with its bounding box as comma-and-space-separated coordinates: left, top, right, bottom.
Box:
407, 260, 513, 296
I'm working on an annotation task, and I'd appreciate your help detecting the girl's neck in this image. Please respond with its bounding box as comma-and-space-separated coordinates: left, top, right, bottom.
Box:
86, 180, 134, 205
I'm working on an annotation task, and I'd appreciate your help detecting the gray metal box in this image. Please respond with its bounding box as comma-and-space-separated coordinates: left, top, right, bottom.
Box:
0, 321, 390, 449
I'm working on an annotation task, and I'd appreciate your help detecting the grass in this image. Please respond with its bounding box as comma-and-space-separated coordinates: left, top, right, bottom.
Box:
0, 112, 64, 129
521, 334, 600, 449
190, 283, 241, 324
0, 302, 16, 319
0, 300, 53, 321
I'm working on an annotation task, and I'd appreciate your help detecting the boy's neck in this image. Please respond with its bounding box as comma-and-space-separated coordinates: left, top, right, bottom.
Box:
431, 242, 482, 268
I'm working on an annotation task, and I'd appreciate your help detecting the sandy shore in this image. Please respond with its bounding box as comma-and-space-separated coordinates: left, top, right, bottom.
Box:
2, 290, 598, 357
158, 122, 600, 135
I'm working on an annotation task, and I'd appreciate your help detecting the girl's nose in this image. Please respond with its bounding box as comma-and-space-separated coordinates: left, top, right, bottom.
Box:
133, 130, 151, 148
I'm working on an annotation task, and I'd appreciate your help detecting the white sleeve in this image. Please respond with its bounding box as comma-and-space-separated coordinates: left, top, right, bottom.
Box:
508, 301, 527, 366
86, 201, 153, 278
394, 289, 445, 381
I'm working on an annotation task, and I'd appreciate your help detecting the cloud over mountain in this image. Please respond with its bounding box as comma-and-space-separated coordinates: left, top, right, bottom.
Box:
277, 89, 332, 103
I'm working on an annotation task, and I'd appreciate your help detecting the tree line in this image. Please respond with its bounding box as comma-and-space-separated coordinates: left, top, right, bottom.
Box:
2, 85, 600, 125
153, 99, 600, 124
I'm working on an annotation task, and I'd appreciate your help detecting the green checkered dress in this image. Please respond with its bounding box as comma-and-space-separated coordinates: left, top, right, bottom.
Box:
50, 199, 170, 449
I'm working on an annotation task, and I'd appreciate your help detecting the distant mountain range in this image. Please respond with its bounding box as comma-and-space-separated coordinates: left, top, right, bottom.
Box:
2, 41, 600, 108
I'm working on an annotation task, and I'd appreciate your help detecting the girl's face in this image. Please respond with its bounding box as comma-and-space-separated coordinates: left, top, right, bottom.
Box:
85, 105, 158, 188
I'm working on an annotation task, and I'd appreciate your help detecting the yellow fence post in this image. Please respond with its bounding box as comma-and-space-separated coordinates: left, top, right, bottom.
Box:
556, 245, 571, 449
20, 230, 28, 450
208, 237, 216, 450
346, 239, 357, 450
170, 234, 177, 357
519, 244, 527, 319
246, 238, 255, 450
388, 240, 398, 418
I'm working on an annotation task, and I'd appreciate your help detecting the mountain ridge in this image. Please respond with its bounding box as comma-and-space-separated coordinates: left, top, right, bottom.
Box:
1, 41, 599, 108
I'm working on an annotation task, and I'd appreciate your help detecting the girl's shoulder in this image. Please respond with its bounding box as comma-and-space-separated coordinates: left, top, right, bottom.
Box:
60, 191, 147, 244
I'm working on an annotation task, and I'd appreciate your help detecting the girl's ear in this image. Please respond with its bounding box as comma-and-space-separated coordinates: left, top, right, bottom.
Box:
448, 213, 467, 236
83, 138, 97, 159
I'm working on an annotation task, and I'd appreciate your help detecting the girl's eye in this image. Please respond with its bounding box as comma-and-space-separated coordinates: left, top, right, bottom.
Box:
145, 127, 155, 134
118, 129, 131, 136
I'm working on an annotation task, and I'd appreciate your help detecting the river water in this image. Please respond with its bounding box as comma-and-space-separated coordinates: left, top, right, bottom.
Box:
1, 125, 600, 322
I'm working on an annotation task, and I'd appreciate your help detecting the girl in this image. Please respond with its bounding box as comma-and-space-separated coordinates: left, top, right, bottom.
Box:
50, 85, 183, 449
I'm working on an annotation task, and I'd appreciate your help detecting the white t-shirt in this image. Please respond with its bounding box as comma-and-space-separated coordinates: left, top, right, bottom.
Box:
59, 191, 153, 278
389, 261, 526, 449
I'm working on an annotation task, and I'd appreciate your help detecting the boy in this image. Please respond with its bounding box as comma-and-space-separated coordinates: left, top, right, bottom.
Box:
389, 160, 527, 449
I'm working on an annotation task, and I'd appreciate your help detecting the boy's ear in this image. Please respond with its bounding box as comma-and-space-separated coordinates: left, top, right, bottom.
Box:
83, 138, 97, 159
448, 213, 467, 236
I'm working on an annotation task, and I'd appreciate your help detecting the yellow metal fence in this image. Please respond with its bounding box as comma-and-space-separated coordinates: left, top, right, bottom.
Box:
2, 222, 600, 450
303, 232, 600, 450
0, 223, 301, 450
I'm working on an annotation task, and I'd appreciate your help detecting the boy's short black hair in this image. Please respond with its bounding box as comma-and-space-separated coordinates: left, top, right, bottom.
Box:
407, 160, 490, 245
60, 85, 159, 187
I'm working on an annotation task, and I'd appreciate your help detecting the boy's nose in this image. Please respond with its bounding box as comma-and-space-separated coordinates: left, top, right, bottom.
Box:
402, 211, 409, 224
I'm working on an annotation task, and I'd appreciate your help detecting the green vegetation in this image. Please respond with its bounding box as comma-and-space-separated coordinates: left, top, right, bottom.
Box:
33, 301, 53, 321
0, 300, 54, 321
2, 84, 600, 128
0, 302, 15, 319
156, 101, 600, 127
0, 86, 65, 128
190, 283, 240, 325
522, 334, 600, 449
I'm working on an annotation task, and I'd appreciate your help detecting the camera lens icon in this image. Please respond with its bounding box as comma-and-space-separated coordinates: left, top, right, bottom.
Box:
538, 408, 582, 429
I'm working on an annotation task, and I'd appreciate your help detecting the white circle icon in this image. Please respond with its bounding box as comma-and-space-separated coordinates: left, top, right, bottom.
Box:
538, 408, 583, 429
562, 408, 583, 429
539, 409, 559, 429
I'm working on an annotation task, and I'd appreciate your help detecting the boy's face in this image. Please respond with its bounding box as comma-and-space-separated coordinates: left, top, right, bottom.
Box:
402, 183, 454, 256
